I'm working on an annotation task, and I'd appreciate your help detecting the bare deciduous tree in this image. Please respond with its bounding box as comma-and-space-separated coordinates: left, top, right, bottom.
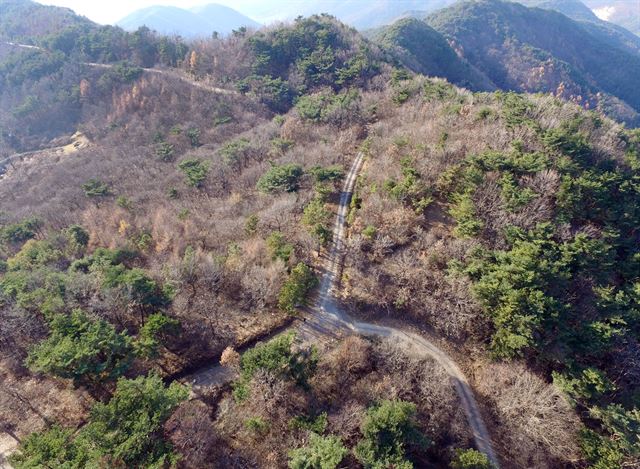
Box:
476, 362, 581, 468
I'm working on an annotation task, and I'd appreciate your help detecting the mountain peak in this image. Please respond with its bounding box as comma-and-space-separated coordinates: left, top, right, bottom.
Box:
117, 3, 260, 37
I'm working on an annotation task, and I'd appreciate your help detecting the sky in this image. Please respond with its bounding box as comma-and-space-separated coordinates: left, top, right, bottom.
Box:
36, 0, 640, 28
39, 0, 311, 25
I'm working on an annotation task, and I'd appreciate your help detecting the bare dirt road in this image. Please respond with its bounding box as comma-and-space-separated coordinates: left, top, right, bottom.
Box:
0, 131, 89, 178
297, 152, 499, 467
3, 41, 41, 50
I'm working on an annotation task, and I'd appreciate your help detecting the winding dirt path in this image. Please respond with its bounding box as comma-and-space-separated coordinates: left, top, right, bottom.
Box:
0, 132, 89, 178
3, 41, 41, 50
190, 151, 500, 467
298, 152, 499, 467
3, 40, 235, 95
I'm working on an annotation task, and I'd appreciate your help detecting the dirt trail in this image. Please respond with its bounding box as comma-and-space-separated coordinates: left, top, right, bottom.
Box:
298, 153, 499, 467
3, 41, 41, 50
0, 131, 89, 178
190, 151, 500, 467
82, 62, 236, 95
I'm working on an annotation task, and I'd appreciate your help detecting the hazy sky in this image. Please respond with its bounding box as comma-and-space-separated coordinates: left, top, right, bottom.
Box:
39, 0, 314, 24
37, 0, 639, 27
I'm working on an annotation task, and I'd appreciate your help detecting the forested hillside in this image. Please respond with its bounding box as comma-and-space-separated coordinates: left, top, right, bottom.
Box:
0, 3, 639, 469
373, 18, 496, 92
425, 0, 640, 126
344, 78, 640, 466
0, 0, 92, 41
0, 0, 189, 153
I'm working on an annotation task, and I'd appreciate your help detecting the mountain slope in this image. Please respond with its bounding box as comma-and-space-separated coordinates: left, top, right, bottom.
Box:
0, 2, 190, 153
190, 3, 261, 30
117, 6, 215, 36
518, 0, 640, 53
426, 0, 640, 125
0, 0, 92, 42
374, 17, 495, 91
117, 3, 260, 37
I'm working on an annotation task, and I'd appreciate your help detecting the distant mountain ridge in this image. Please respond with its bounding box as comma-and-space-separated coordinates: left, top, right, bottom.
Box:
517, 0, 640, 52
193, 0, 638, 35
423, 0, 640, 125
585, 0, 640, 36
519, 0, 600, 21
216, 0, 456, 30
116, 3, 260, 37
